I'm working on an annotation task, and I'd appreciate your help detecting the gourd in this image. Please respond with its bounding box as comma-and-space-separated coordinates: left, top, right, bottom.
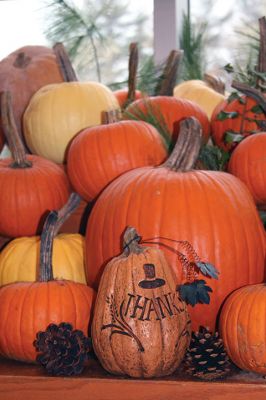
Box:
85, 117, 266, 331
0, 44, 64, 147
23, 44, 120, 164
0, 193, 96, 363
219, 283, 266, 375
67, 111, 167, 202
0, 194, 87, 286
92, 226, 191, 378
228, 132, 266, 208
0, 91, 70, 237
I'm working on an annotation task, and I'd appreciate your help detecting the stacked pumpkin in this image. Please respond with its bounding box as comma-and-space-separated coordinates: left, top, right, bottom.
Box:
0, 32, 265, 382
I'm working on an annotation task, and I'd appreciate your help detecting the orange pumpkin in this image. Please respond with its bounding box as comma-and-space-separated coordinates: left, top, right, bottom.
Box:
0, 91, 71, 237
228, 132, 266, 207
125, 96, 210, 147
0, 44, 63, 146
92, 226, 191, 378
0, 195, 96, 363
67, 113, 167, 202
85, 117, 266, 331
219, 283, 266, 375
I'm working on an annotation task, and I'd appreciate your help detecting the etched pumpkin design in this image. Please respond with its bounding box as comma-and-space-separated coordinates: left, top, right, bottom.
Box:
92, 227, 191, 378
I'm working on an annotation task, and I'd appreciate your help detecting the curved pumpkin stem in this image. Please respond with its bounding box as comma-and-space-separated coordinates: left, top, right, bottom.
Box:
162, 117, 202, 172
204, 72, 225, 95
53, 42, 78, 82
156, 49, 183, 96
231, 81, 266, 115
38, 192, 81, 282
0, 91, 32, 168
101, 109, 122, 124
125, 42, 139, 108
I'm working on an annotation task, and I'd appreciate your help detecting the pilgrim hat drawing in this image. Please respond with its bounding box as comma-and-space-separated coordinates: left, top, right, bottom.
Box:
138, 263, 166, 289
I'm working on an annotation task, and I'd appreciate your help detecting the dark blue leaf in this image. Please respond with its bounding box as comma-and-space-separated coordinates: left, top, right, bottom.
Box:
196, 262, 219, 279
178, 280, 213, 307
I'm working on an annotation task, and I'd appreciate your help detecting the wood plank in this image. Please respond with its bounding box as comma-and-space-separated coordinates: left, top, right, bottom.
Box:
0, 357, 266, 400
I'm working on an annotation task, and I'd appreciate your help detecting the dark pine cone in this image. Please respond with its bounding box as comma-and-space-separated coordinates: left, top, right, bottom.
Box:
33, 322, 92, 376
184, 325, 232, 381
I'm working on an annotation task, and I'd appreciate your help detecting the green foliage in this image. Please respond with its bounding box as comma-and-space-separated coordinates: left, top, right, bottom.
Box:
198, 144, 230, 171
179, 12, 207, 81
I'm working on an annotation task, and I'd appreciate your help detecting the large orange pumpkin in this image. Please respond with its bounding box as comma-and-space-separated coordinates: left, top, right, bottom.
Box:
92, 226, 191, 378
228, 132, 266, 208
0, 44, 63, 146
0, 196, 96, 363
219, 283, 266, 375
0, 91, 71, 237
85, 117, 266, 331
67, 114, 167, 202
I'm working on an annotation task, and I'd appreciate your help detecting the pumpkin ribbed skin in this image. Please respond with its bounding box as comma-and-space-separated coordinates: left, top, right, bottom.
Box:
211, 96, 265, 152
219, 283, 266, 374
228, 132, 266, 206
67, 120, 167, 201
173, 80, 225, 119
85, 167, 266, 331
92, 238, 191, 378
0, 45, 63, 146
0, 234, 86, 286
0, 280, 96, 362
114, 89, 143, 108
126, 96, 210, 143
0, 154, 71, 237
23, 81, 120, 163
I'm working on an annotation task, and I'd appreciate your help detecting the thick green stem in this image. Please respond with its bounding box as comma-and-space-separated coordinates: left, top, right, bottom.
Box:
0, 91, 32, 168
162, 117, 202, 172
38, 192, 81, 282
53, 42, 78, 82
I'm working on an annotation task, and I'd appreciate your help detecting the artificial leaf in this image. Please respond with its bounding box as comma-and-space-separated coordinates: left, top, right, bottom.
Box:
178, 280, 213, 307
227, 91, 245, 104
251, 104, 264, 114
223, 63, 234, 73
196, 262, 219, 279
216, 111, 239, 121
224, 131, 244, 144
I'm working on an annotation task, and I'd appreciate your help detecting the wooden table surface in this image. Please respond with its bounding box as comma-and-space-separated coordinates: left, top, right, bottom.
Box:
0, 356, 266, 400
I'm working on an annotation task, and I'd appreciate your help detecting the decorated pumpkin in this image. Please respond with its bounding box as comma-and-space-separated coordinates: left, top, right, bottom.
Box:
0, 91, 71, 237
92, 226, 191, 378
228, 132, 266, 208
85, 117, 266, 331
0, 192, 87, 287
0, 44, 64, 147
219, 283, 266, 375
173, 73, 226, 119
0, 194, 96, 363
67, 112, 167, 202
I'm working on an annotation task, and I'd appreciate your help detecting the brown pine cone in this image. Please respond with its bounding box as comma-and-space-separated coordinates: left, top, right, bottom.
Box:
33, 322, 92, 376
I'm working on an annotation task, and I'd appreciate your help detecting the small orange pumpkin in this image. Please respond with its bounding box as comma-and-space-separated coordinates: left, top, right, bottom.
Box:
92, 226, 191, 378
0, 194, 96, 363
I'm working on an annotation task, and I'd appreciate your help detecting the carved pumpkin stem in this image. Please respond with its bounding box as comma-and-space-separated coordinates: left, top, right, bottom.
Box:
123, 226, 144, 256
163, 117, 202, 172
0, 91, 32, 168
53, 42, 78, 82
39, 193, 81, 282
156, 49, 183, 96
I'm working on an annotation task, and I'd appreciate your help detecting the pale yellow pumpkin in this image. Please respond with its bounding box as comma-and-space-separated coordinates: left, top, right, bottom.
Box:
23, 81, 120, 163
0, 233, 86, 285
173, 79, 225, 119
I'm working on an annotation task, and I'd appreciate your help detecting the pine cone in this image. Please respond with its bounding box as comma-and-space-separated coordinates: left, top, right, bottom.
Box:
184, 325, 232, 380
33, 322, 92, 376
